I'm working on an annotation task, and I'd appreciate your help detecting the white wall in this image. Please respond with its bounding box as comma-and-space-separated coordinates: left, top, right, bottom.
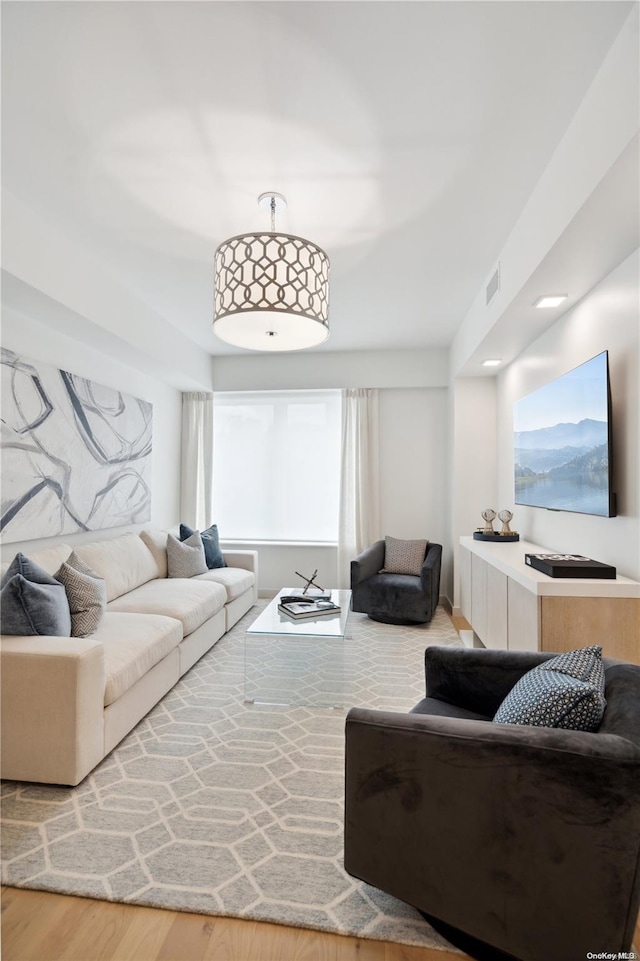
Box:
2, 192, 213, 391
496, 249, 639, 579
1, 303, 182, 562
212, 348, 449, 390
379, 388, 448, 543
449, 377, 497, 612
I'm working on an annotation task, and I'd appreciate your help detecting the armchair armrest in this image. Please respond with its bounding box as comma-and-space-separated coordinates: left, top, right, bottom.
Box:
344, 707, 640, 959
424, 645, 556, 717
350, 540, 384, 587
420, 543, 442, 616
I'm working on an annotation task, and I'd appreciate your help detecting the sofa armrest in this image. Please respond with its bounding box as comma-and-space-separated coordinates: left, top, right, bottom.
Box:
223, 550, 258, 602
1, 635, 106, 785
351, 540, 385, 588
344, 707, 640, 958
424, 645, 557, 717
223, 550, 258, 576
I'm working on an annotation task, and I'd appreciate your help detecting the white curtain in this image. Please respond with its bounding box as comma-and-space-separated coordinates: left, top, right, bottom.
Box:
180, 392, 214, 530
338, 388, 381, 588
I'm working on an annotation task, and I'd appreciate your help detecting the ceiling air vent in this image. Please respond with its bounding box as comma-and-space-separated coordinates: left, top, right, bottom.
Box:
486, 263, 500, 306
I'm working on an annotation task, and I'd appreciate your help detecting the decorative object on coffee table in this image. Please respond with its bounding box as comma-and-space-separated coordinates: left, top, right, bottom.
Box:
295, 568, 325, 594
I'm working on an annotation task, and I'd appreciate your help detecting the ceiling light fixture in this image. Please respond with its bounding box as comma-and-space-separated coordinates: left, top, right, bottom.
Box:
212, 192, 330, 351
534, 294, 568, 309
482, 359, 502, 367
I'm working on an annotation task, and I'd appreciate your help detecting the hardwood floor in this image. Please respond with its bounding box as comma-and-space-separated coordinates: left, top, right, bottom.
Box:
1, 887, 466, 961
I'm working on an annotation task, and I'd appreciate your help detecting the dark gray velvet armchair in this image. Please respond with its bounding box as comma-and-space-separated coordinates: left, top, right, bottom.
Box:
350, 540, 441, 624
344, 646, 640, 961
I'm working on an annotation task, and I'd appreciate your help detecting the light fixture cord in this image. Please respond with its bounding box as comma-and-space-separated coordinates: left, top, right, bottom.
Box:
270, 196, 276, 233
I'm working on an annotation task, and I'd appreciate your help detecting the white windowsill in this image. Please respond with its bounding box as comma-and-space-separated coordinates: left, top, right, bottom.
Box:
221, 540, 338, 548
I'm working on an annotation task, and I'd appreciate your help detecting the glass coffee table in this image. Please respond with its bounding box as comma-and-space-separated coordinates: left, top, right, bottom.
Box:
244, 589, 352, 707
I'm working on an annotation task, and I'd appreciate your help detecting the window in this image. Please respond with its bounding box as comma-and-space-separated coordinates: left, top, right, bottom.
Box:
213, 390, 341, 542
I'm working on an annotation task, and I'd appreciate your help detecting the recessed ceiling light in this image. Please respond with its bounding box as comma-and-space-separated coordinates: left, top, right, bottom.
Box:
482, 359, 502, 367
534, 294, 568, 308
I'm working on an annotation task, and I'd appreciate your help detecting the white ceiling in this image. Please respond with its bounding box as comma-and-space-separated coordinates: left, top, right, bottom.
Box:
1, 1, 633, 356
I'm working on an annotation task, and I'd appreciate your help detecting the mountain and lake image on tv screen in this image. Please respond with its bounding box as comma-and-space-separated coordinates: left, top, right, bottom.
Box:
513, 352, 613, 517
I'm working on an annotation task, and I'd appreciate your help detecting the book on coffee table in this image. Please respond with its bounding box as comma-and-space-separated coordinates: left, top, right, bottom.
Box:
278, 599, 341, 619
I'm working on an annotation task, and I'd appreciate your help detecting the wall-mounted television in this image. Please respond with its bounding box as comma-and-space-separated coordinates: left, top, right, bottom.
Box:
514, 351, 616, 517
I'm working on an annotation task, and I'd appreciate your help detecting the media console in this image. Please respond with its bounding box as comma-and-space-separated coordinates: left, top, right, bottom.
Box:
459, 535, 640, 664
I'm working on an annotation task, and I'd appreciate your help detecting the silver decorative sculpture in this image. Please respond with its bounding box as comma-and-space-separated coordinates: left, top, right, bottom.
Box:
481, 509, 497, 535
498, 509, 514, 534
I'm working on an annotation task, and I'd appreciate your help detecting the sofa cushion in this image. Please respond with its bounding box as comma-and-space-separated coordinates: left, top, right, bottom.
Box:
180, 523, 226, 569
493, 646, 606, 732
382, 536, 428, 575
1, 554, 72, 637
1, 543, 72, 581
167, 531, 207, 578
107, 578, 226, 636
74, 533, 160, 602
139, 529, 169, 579
193, 566, 255, 602
95, 612, 183, 706
55, 552, 107, 638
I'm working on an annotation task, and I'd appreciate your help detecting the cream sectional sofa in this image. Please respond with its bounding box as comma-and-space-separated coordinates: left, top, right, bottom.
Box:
0, 530, 258, 786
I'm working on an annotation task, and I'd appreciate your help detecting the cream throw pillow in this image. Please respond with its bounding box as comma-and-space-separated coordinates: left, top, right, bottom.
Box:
382, 536, 428, 575
167, 531, 207, 578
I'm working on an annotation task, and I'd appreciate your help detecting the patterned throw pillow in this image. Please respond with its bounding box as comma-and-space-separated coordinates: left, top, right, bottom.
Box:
0, 553, 72, 636
180, 523, 226, 569
55, 552, 107, 637
167, 531, 208, 578
493, 646, 606, 732
381, 536, 428, 575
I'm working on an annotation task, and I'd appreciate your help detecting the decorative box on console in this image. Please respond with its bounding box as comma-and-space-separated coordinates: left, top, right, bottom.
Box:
524, 553, 616, 579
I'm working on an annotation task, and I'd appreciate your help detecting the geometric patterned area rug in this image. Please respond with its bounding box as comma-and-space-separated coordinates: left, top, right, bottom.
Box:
1, 603, 462, 952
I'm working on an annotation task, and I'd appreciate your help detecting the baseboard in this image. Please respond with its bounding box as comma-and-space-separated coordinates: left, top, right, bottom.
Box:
440, 595, 452, 614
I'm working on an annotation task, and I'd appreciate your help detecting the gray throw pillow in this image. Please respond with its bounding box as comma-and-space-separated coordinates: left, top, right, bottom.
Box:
381, 536, 428, 575
0, 553, 71, 636
493, 646, 606, 732
167, 531, 207, 578
180, 522, 227, 569
55, 551, 107, 637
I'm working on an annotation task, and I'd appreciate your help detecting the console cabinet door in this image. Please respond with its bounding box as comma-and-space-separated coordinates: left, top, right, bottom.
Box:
459, 546, 472, 623
507, 578, 540, 651
485, 565, 508, 649
471, 554, 488, 642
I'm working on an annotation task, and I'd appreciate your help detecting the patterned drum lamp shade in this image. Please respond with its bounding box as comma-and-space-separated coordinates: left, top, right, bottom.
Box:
213, 193, 330, 352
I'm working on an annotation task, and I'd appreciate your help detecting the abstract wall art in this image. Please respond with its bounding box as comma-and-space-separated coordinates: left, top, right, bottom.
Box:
1, 349, 153, 542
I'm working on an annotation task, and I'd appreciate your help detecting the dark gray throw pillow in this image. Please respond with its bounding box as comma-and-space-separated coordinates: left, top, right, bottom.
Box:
1, 552, 64, 588
180, 522, 226, 569
493, 645, 606, 732
1, 553, 71, 637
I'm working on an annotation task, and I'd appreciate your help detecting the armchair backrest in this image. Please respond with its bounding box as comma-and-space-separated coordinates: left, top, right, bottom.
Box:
599, 661, 640, 750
